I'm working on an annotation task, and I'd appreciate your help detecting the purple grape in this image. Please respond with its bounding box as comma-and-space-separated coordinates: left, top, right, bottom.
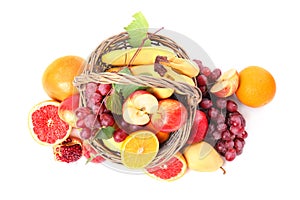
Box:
98, 84, 112, 96
197, 75, 208, 86
212, 131, 222, 140
198, 85, 208, 96
80, 127, 92, 139
84, 114, 101, 129
99, 113, 115, 127
207, 123, 216, 134
90, 93, 102, 104
215, 140, 226, 156
229, 125, 245, 136
75, 107, 91, 119
234, 138, 245, 152
226, 100, 238, 112
227, 112, 246, 128
216, 123, 227, 133
225, 148, 237, 161
208, 107, 220, 120
216, 98, 227, 109
193, 59, 205, 71
208, 68, 222, 82
216, 113, 226, 124
221, 130, 231, 141
237, 130, 248, 139
76, 118, 86, 128
225, 140, 234, 149
200, 98, 213, 109
201, 67, 211, 77
85, 82, 98, 98
113, 129, 128, 142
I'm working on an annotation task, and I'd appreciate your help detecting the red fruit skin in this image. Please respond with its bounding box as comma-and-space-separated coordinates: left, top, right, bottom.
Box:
82, 141, 105, 163
151, 99, 188, 133
58, 94, 80, 127
187, 110, 208, 144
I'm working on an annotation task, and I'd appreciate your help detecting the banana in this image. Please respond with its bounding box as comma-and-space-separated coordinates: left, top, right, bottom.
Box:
101, 46, 176, 66
160, 56, 200, 78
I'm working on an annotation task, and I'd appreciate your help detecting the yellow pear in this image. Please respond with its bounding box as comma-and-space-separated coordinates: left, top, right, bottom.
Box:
183, 141, 224, 172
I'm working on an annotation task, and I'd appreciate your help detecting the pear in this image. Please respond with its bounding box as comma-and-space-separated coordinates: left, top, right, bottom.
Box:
183, 141, 224, 172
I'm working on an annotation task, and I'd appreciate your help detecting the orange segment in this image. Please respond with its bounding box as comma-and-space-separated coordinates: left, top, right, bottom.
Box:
121, 130, 159, 169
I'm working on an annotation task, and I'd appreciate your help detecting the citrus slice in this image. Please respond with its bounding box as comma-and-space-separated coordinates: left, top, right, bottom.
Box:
120, 130, 159, 169
28, 100, 72, 145
145, 152, 187, 181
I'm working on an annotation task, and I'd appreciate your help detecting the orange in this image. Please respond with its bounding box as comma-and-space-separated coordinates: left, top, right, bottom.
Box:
145, 152, 187, 182
155, 131, 170, 144
42, 55, 85, 101
236, 66, 276, 108
120, 130, 159, 169
28, 100, 72, 145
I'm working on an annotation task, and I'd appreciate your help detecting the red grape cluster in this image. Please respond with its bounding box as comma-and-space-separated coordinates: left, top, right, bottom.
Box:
194, 60, 248, 161
75, 82, 127, 141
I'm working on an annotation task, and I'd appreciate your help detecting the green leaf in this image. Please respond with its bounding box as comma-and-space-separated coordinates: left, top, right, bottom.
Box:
106, 91, 122, 115
95, 126, 115, 140
121, 85, 148, 100
124, 11, 151, 47
113, 67, 148, 99
85, 156, 93, 165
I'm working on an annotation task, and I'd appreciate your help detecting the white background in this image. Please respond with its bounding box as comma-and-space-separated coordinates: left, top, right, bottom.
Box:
1, 0, 299, 199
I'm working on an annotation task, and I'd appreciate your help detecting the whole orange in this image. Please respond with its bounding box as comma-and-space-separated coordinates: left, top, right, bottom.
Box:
42, 55, 85, 101
235, 66, 276, 108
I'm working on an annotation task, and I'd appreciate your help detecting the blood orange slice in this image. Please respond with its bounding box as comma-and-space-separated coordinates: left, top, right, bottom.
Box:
28, 100, 71, 145
145, 152, 187, 181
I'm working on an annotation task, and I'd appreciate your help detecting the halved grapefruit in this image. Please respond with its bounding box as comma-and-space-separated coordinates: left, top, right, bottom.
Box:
28, 100, 72, 145
145, 152, 187, 181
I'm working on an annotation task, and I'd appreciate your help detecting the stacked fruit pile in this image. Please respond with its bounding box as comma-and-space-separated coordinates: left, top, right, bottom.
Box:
28, 12, 276, 181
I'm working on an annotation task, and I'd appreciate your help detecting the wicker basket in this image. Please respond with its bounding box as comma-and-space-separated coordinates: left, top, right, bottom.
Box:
73, 31, 202, 168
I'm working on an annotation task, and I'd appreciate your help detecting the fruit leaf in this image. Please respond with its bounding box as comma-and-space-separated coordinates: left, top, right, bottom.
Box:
95, 126, 115, 140
154, 56, 168, 77
124, 11, 151, 47
106, 91, 122, 115
85, 156, 93, 165
114, 68, 148, 99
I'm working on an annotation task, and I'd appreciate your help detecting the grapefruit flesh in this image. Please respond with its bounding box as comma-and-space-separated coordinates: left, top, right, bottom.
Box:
28, 100, 71, 145
145, 153, 187, 181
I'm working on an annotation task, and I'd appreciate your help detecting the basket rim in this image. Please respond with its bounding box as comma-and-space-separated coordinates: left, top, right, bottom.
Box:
73, 31, 202, 169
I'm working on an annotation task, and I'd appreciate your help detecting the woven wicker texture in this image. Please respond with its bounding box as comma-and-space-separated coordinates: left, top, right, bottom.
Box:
74, 32, 202, 168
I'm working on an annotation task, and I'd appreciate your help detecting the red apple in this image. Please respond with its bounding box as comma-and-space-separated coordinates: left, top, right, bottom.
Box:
122, 90, 158, 125
210, 68, 239, 98
58, 94, 80, 127
186, 110, 208, 144
150, 99, 188, 132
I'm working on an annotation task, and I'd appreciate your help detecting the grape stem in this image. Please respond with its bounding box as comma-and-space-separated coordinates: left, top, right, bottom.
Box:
128, 27, 165, 67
